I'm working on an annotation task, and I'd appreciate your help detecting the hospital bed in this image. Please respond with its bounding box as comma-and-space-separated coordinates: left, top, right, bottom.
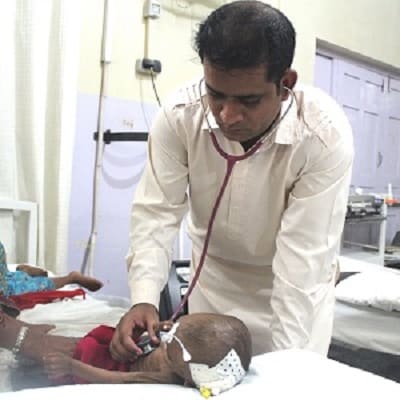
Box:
1, 261, 400, 396
329, 256, 400, 382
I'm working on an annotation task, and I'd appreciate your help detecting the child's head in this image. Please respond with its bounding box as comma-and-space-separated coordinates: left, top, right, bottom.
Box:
162, 313, 252, 396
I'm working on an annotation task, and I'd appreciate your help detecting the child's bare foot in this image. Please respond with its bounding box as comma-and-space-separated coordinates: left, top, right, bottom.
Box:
68, 271, 103, 292
17, 264, 48, 277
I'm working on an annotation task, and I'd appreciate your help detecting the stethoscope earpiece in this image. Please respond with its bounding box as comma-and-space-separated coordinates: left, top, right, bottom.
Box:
282, 85, 294, 101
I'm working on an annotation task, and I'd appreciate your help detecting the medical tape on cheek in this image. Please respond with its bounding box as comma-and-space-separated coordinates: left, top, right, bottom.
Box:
189, 349, 246, 396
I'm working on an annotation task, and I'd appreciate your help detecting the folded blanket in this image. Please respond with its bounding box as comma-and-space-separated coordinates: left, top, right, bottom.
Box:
10, 288, 86, 310
335, 269, 400, 312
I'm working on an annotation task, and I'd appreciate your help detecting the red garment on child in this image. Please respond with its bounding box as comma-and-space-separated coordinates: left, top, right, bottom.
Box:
71, 325, 131, 384
9, 288, 86, 310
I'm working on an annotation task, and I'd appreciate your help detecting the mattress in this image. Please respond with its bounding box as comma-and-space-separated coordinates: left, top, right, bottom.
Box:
333, 300, 400, 355
1, 349, 400, 399
338, 255, 388, 273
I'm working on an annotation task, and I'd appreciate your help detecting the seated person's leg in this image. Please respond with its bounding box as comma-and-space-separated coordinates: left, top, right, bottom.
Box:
16, 264, 48, 277
51, 271, 103, 292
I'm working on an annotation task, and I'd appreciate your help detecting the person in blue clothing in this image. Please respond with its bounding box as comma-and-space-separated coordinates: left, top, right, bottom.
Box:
0, 241, 103, 297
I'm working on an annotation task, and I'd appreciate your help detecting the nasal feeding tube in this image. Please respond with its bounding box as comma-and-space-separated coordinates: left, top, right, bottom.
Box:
170, 83, 294, 321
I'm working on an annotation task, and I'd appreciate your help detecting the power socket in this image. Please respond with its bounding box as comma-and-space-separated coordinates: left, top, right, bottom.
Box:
136, 58, 162, 75
143, 0, 161, 19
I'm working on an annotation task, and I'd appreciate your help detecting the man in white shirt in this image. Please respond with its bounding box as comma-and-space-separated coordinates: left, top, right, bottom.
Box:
110, 0, 353, 360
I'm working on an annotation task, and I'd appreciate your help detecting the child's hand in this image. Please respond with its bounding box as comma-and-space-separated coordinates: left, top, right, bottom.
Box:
43, 352, 73, 379
155, 320, 174, 334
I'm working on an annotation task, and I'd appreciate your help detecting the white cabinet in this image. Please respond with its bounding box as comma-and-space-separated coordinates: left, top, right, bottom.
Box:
315, 54, 400, 195
331, 59, 385, 191
376, 77, 400, 192
315, 52, 400, 251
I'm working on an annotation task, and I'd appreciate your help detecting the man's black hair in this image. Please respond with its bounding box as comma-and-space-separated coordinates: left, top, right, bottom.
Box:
194, 1, 296, 85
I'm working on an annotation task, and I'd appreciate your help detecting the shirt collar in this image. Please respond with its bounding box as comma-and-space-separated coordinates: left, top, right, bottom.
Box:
272, 91, 301, 145
200, 84, 302, 146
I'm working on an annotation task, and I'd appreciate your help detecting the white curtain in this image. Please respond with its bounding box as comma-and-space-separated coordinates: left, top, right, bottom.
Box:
0, 0, 81, 273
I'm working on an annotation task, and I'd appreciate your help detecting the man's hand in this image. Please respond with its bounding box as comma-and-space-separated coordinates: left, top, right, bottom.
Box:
109, 303, 159, 362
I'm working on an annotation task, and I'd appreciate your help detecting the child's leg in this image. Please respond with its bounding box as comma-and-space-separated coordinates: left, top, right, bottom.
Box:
51, 271, 103, 292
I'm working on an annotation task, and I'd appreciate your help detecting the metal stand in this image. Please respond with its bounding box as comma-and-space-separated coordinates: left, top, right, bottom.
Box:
93, 130, 148, 144
342, 203, 387, 266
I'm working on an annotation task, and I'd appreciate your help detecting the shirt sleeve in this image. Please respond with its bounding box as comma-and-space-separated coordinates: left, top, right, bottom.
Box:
270, 125, 354, 352
126, 105, 189, 307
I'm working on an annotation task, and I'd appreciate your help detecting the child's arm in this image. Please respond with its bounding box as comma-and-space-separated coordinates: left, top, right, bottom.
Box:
44, 352, 181, 384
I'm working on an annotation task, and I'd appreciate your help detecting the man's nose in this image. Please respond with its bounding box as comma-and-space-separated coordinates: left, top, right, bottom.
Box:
219, 100, 244, 126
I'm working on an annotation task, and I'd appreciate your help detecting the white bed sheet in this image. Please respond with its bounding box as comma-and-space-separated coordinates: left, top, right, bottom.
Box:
334, 256, 400, 354
334, 300, 400, 354
1, 349, 400, 400
338, 255, 390, 273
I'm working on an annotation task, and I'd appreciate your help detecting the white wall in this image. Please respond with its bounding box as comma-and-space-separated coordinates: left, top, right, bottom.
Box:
77, 0, 400, 101
282, 0, 400, 82
68, 0, 400, 294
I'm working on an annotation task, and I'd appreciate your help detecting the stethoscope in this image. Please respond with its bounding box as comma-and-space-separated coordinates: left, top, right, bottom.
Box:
170, 80, 295, 320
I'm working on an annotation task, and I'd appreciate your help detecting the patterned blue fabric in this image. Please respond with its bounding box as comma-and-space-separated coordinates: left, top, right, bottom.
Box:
0, 241, 55, 296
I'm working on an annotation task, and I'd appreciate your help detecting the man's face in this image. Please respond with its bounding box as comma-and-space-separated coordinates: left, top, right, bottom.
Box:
203, 61, 284, 143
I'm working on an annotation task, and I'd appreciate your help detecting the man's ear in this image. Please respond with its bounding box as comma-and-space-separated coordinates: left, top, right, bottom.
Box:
280, 69, 298, 100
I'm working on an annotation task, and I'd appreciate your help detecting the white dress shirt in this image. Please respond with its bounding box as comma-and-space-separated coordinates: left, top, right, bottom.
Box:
126, 79, 354, 356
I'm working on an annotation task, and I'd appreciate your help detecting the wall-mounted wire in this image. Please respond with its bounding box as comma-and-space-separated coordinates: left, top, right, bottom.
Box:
150, 68, 162, 107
